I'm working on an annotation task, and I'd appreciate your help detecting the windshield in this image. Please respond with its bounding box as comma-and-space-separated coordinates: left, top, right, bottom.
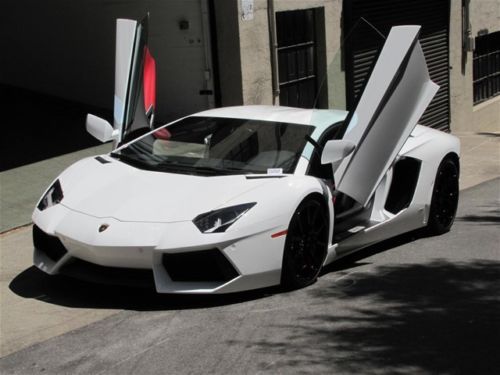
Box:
111, 116, 315, 176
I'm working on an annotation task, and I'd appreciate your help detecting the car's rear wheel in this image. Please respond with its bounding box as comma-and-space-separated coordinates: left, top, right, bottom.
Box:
426, 157, 459, 235
281, 197, 328, 290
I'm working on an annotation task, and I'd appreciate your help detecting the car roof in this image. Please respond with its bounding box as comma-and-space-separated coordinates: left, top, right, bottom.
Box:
193, 105, 348, 129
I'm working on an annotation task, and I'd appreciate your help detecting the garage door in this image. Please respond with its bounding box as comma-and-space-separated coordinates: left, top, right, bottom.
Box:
343, 0, 450, 131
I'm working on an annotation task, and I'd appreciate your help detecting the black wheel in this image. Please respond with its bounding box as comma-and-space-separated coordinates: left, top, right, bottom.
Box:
281, 197, 329, 290
427, 157, 459, 235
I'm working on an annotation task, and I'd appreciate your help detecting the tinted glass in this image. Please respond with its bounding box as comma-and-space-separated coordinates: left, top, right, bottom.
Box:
111, 116, 315, 176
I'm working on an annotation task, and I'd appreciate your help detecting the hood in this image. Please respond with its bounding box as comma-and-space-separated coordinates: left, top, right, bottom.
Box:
59, 157, 274, 223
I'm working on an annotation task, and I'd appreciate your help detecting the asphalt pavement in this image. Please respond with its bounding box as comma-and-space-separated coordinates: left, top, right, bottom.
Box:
0, 176, 499, 374
0, 88, 498, 373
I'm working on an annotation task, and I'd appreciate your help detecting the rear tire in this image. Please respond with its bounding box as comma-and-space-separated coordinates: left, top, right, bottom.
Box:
281, 197, 328, 290
426, 157, 459, 235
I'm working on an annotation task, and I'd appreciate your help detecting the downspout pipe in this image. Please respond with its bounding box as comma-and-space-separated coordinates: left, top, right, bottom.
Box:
268, 0, 280, 105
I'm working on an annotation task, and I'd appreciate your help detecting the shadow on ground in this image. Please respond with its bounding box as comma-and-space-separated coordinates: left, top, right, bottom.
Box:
477, 132, 500, 138
247, 259, 500, 374
8, 266, 282, 311
0, 85, 110, 171
456, 206, 500, 225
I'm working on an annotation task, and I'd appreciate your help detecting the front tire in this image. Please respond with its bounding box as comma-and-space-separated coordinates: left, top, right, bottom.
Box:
426, 157, 459, 235
281, 197, 329, 290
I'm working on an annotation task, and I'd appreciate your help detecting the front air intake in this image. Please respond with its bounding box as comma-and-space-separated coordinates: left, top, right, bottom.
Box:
32, 225, 68, 262
162, 249, 238, 282
59, 258, 154, 287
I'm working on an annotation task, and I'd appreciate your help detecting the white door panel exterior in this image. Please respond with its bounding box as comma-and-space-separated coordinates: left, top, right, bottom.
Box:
335, 26, 439, 206
114, 19, 137, 132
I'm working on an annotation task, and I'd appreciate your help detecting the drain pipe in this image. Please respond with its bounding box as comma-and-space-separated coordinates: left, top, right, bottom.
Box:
268, 0, 280, 105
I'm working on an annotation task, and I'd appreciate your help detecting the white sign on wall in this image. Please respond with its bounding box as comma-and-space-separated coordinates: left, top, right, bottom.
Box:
241, 0, 254, 21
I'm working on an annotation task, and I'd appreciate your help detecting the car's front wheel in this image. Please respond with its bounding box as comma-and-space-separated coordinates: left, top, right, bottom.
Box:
426, 156, 459, 235
281, 197, 329, 290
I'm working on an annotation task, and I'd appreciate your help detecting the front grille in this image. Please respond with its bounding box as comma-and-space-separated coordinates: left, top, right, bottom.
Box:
59, 258, 154, 287
33, 225, 68, 262
162, 249, 239, 282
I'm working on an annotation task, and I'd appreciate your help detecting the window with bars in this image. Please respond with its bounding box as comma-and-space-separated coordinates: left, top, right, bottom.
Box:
473, 31, 500, 104
276, 8, 326, 108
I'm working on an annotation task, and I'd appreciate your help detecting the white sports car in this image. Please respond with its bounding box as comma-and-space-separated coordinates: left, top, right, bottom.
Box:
32, 19, 459, 294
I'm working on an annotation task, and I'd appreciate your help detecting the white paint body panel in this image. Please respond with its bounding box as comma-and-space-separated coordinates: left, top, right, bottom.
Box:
32, 112, 459, 293
336, 26, 439, 207
114, 19, 137, 130
32, 25, 461, 294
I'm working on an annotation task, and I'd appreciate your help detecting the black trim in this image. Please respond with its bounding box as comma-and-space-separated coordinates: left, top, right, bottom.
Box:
245, 175, 288, 179
162, 249, 238, 282
59, 258, 154, 287
33, 225, 67, 262
305, 121, 344, 179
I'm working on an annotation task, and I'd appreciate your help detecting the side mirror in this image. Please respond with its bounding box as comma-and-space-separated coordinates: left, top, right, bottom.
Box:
86, 114, 119, 143
321, 140, 356, 166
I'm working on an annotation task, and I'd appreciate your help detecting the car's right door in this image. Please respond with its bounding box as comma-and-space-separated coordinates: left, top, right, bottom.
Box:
333, 25, 439, 207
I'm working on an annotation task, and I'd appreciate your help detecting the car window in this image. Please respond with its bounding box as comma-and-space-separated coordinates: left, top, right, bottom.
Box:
111, 116, 315, 176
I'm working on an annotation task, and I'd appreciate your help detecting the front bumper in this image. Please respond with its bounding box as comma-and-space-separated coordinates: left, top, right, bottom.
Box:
32, 205, 286, 294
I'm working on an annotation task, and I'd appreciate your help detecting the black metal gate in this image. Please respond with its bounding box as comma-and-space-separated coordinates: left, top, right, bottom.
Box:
276, 8, 326, 108
344, 0, 450, 131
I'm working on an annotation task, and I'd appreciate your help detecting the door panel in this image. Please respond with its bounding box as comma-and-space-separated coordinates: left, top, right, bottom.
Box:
114, 16, 156, 143
114, 19, 137, 133
335, 26, 439, 207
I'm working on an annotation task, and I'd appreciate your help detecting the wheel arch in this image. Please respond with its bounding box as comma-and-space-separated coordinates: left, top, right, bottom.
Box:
280, 191, 331, 289
444, 151, 460, 173
302, 191, 330, 220
426, 153, 460, 234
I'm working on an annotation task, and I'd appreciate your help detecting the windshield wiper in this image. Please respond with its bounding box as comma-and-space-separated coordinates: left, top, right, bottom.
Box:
158, 161, 245, 176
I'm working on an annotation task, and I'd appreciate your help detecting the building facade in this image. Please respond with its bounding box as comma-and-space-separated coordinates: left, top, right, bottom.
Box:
1, 0, 498, 132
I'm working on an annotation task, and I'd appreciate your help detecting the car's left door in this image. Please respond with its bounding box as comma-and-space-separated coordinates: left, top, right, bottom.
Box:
114, 16, 156, 144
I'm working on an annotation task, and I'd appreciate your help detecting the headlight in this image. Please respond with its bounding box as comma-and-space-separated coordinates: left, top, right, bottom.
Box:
37, 180, 64, 211
193, 203, 256, 233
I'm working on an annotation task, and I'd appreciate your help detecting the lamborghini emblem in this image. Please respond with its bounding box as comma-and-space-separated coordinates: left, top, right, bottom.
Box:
98, 224, 109, 233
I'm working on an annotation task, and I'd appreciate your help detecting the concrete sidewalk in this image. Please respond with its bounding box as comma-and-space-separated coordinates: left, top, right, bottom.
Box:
1, 132, 498, 234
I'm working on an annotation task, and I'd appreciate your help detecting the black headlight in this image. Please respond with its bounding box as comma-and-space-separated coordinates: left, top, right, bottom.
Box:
193, 203, 256, 233
37, 180, 64, 211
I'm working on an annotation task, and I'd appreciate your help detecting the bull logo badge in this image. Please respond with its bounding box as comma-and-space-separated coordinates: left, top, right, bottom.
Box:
98, 224, 109, 233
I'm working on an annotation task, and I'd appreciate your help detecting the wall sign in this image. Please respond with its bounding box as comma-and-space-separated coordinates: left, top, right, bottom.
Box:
241, 0, 254, 21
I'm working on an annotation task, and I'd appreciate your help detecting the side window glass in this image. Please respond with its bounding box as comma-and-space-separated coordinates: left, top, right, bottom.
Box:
307, 122, 343, 181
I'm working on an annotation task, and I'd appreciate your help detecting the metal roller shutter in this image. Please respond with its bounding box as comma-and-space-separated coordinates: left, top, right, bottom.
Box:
344, 0, 450, 131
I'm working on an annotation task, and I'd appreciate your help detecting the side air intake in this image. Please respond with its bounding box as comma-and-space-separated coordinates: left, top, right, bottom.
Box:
162, 249, 238, 282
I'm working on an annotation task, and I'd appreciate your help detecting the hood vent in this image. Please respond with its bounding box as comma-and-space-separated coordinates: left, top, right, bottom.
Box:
95, 156, 111, 164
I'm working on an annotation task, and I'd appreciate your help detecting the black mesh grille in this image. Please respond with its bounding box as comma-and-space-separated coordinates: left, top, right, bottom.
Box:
59, 258, 154, 287
162, 249, 238, 282
33, 225, 67, 262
